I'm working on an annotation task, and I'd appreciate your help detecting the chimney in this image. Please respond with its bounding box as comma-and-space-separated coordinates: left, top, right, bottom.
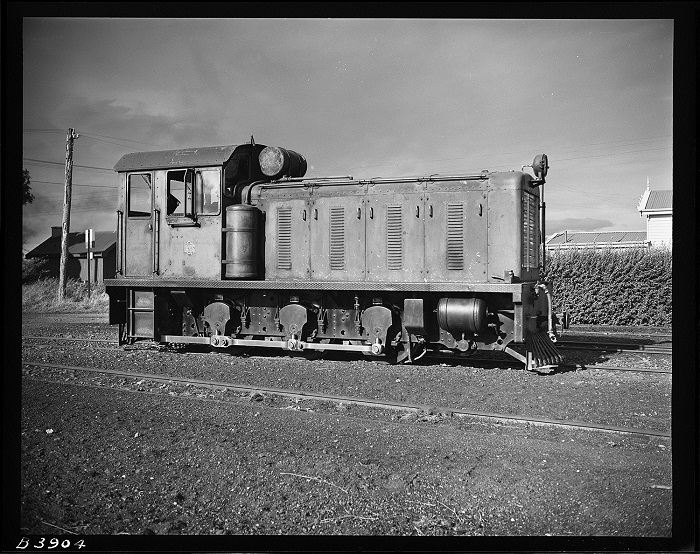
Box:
51, 226, 62, 237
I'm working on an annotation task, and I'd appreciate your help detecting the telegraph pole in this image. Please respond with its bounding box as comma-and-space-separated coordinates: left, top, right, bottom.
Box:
58, 128, 79, 302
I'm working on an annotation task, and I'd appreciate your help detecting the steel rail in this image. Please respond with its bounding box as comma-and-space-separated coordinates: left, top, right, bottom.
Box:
562, 330, 672, 339
23, 361, 671, 438
22, 335, 116, 344
556, 342, 671, 355
559, 363, 671, 375
428, 354, 672, 374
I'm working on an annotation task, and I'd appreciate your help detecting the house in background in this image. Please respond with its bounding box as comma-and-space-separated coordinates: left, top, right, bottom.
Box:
546, 181, 672, 251
637, 185, 672, 248
545, 231, 649, 251
25, 227, 117, 283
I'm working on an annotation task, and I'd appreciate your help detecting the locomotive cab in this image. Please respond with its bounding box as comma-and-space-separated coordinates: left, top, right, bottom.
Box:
111, 142, 271, 282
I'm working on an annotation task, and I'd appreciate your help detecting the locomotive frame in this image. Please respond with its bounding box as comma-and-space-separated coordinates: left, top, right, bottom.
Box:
105, 141, 562, 370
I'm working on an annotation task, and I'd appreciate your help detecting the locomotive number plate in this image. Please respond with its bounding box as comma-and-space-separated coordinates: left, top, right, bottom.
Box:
184, 241, 195, 255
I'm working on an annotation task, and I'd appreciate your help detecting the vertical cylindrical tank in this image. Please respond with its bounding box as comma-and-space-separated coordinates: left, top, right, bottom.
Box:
224, 204, 261, 279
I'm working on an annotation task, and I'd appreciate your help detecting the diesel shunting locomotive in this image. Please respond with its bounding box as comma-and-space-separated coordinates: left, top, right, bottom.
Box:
104, 140, 563, 370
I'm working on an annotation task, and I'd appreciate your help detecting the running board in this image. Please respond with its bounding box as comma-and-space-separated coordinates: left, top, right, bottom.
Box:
161, 335, 377, 354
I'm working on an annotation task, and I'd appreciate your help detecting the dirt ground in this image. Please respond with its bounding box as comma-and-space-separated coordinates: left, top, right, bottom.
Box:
15, 318, 675, 547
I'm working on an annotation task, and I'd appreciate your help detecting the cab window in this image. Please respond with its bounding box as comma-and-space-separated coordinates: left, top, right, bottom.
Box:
196, 169, 220, 215
127, 173, 151, 217
166, 169, 194, 217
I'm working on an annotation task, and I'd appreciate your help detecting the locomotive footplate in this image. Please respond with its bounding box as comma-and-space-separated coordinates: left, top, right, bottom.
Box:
106, 279, 530, 299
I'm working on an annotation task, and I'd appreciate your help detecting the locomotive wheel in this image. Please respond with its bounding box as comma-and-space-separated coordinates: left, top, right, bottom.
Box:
401, 342, 427, 364
394, 340, 425, 364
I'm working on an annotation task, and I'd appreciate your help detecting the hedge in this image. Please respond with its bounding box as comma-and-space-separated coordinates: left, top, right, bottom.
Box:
541, 247, 672, 326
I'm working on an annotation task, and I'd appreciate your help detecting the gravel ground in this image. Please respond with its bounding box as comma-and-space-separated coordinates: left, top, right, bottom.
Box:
22, 324, 672, 433
17, 316, 673, 542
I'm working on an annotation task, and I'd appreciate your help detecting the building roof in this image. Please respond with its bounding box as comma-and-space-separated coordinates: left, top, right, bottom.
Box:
114, 145, 239, 172
546, 231, 648, 246
26, 231, 116, 259
638, 189, 672, 213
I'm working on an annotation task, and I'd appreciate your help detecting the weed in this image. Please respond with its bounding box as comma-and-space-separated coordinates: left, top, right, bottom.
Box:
22, 278, 108, 313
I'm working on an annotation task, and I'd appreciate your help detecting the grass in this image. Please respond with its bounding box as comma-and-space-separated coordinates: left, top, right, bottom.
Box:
22, 277, 109, 313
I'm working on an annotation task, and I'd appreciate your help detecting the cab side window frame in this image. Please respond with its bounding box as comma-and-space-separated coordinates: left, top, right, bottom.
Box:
127, 172, 152, 218
195, 168, 221, 216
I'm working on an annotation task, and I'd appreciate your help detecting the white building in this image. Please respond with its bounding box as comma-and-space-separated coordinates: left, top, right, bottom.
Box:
637, 184, 672, 248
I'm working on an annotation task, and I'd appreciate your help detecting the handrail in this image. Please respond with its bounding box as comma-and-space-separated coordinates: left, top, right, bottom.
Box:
116, 210, 123, 275
153, 208, 160, 275
244, 171, 492, 204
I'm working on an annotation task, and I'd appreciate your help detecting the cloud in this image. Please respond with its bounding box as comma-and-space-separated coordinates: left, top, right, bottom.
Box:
547, 218, 614, 234
23, 219, 48, 254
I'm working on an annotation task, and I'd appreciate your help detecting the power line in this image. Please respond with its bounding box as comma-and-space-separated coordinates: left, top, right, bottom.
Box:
32, 180, 117, 189
80, 132, 171, 149
551, 156, 672, 172
23, 205, 116, 216
544, 135, 672, 151
439, 152, 673, 175
22, 128, 65, 133
81, 135, 143, 149
24, 128, 172, 149
354, 134, 673, 172
551, 147, 672, 164
25, 192, 117, 206
23, 158, 113, 171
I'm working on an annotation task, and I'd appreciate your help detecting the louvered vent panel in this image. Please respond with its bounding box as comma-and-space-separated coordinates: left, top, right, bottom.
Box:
386, 205, 403, 270
277, 207, 292, 270
329, 206, 346, 270
446, 203, 464, 270
522, 192, 538, 269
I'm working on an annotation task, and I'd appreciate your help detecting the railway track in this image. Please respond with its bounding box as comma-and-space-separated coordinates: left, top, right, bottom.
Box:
556, 340, 671, 355
562, 329, 672, 339
21, 335, 672, 374
22, 361, 670, 439
22, 335, 117, 344
23, 335, 116, 344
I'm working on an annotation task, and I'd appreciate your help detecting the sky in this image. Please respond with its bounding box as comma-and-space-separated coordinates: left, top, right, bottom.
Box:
21, 17, 674, 254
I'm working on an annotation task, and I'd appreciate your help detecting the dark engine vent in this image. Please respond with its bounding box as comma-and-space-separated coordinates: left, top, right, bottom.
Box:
522, 191, 538, 270
329, 206, 346, 270
446, 202, 464, 270
277, 207, 292, 270
386, 204, 403, 270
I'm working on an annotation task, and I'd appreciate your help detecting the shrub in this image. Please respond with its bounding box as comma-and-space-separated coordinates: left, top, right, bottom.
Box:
542, 247, 672, 326
22, 257, 50, 283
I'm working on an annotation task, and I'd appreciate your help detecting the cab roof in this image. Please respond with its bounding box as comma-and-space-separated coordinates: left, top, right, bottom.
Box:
114, 145, 239, 172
